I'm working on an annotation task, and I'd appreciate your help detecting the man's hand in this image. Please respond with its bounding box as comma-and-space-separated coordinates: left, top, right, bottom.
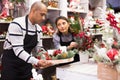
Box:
37, 60, 53, 68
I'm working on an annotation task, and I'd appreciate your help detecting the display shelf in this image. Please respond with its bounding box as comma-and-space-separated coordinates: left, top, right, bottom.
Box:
67, 8, 86, 13
0, 21, 11, 24
59, 0, 88, 17
0, 39, 5, 42
91, 33, 103, 36
67, 0, 88, 13
47, 7, 61, 11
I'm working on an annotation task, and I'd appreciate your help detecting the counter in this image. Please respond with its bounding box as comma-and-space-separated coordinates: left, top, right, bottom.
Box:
56, 61, 98, 80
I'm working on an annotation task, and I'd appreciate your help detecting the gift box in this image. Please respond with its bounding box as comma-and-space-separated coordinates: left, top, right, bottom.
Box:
97, 62, 120, 80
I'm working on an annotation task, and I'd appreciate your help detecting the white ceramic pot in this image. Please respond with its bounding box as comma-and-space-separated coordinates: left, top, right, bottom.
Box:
79, 51, 89, 63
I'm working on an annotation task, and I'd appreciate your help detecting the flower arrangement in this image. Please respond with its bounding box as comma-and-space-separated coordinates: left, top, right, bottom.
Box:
73, 31, 94, 55
95, 41, 120, 80
36, 48, 78, 60
93, 41, 120, 66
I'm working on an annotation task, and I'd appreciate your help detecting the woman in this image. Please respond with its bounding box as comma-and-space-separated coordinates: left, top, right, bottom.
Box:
53, 16, 80, 62
40, 16, 80, 80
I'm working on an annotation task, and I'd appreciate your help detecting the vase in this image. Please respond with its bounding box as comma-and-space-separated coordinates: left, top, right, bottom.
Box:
79, 51, 89, 63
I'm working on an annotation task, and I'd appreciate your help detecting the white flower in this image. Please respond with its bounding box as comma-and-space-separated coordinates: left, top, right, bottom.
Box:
114, 54, 119, 60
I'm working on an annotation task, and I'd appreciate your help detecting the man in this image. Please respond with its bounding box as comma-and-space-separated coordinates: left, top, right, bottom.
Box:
1, 1, 53, 80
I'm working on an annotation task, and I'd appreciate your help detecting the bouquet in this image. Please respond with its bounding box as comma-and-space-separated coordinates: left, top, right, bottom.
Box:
74, 31, 94, 53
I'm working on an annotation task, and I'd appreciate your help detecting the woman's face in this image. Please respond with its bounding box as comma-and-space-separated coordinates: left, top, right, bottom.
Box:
56, 19, 70, 34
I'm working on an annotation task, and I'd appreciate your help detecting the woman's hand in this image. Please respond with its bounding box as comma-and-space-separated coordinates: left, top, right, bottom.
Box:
67, 42, 78, 50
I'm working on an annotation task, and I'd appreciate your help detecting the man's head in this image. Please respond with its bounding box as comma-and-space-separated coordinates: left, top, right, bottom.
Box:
29, 1, 47, 25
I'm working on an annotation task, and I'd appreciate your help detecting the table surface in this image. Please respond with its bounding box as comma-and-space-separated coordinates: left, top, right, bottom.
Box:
56, 60, 98, 80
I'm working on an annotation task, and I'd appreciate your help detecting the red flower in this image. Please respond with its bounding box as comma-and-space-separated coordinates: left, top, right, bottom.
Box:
107, 49, 118, 61
36, 56, 41, 60
100, 43, 106, 48
74, 32, 93, 51
107, 13, 115, 19
42, 26, 48, 34
53, 49, 62, 56
106, 13, 120, 32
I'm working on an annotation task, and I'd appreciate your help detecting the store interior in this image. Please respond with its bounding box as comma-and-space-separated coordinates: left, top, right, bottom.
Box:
0, 0, 120, 80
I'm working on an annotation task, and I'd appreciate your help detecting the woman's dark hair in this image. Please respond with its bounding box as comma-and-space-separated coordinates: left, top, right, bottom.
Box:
55, 16, 72, 35
55, 16, 69, 25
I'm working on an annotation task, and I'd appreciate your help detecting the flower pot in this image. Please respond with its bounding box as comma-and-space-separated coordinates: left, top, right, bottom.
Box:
116, 64, 120, 73
97, 62, 119, 80
79, 51, 89, 63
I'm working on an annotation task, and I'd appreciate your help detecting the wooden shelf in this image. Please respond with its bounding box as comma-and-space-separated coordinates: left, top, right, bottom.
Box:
47, 7, 61, 11
67, 8, 86, 13
0, 21, 11, 24
0, 39, 5, 42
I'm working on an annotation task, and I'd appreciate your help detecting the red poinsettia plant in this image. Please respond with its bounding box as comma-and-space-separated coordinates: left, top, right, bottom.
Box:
73, 31, 94, 52
106, 12, 120, 33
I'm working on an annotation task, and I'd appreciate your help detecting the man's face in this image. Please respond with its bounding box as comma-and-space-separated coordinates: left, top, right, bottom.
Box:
34, 8, 47, 24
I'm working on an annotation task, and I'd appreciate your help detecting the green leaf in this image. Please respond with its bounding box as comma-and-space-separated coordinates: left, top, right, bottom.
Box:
67, 50, 75, 58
